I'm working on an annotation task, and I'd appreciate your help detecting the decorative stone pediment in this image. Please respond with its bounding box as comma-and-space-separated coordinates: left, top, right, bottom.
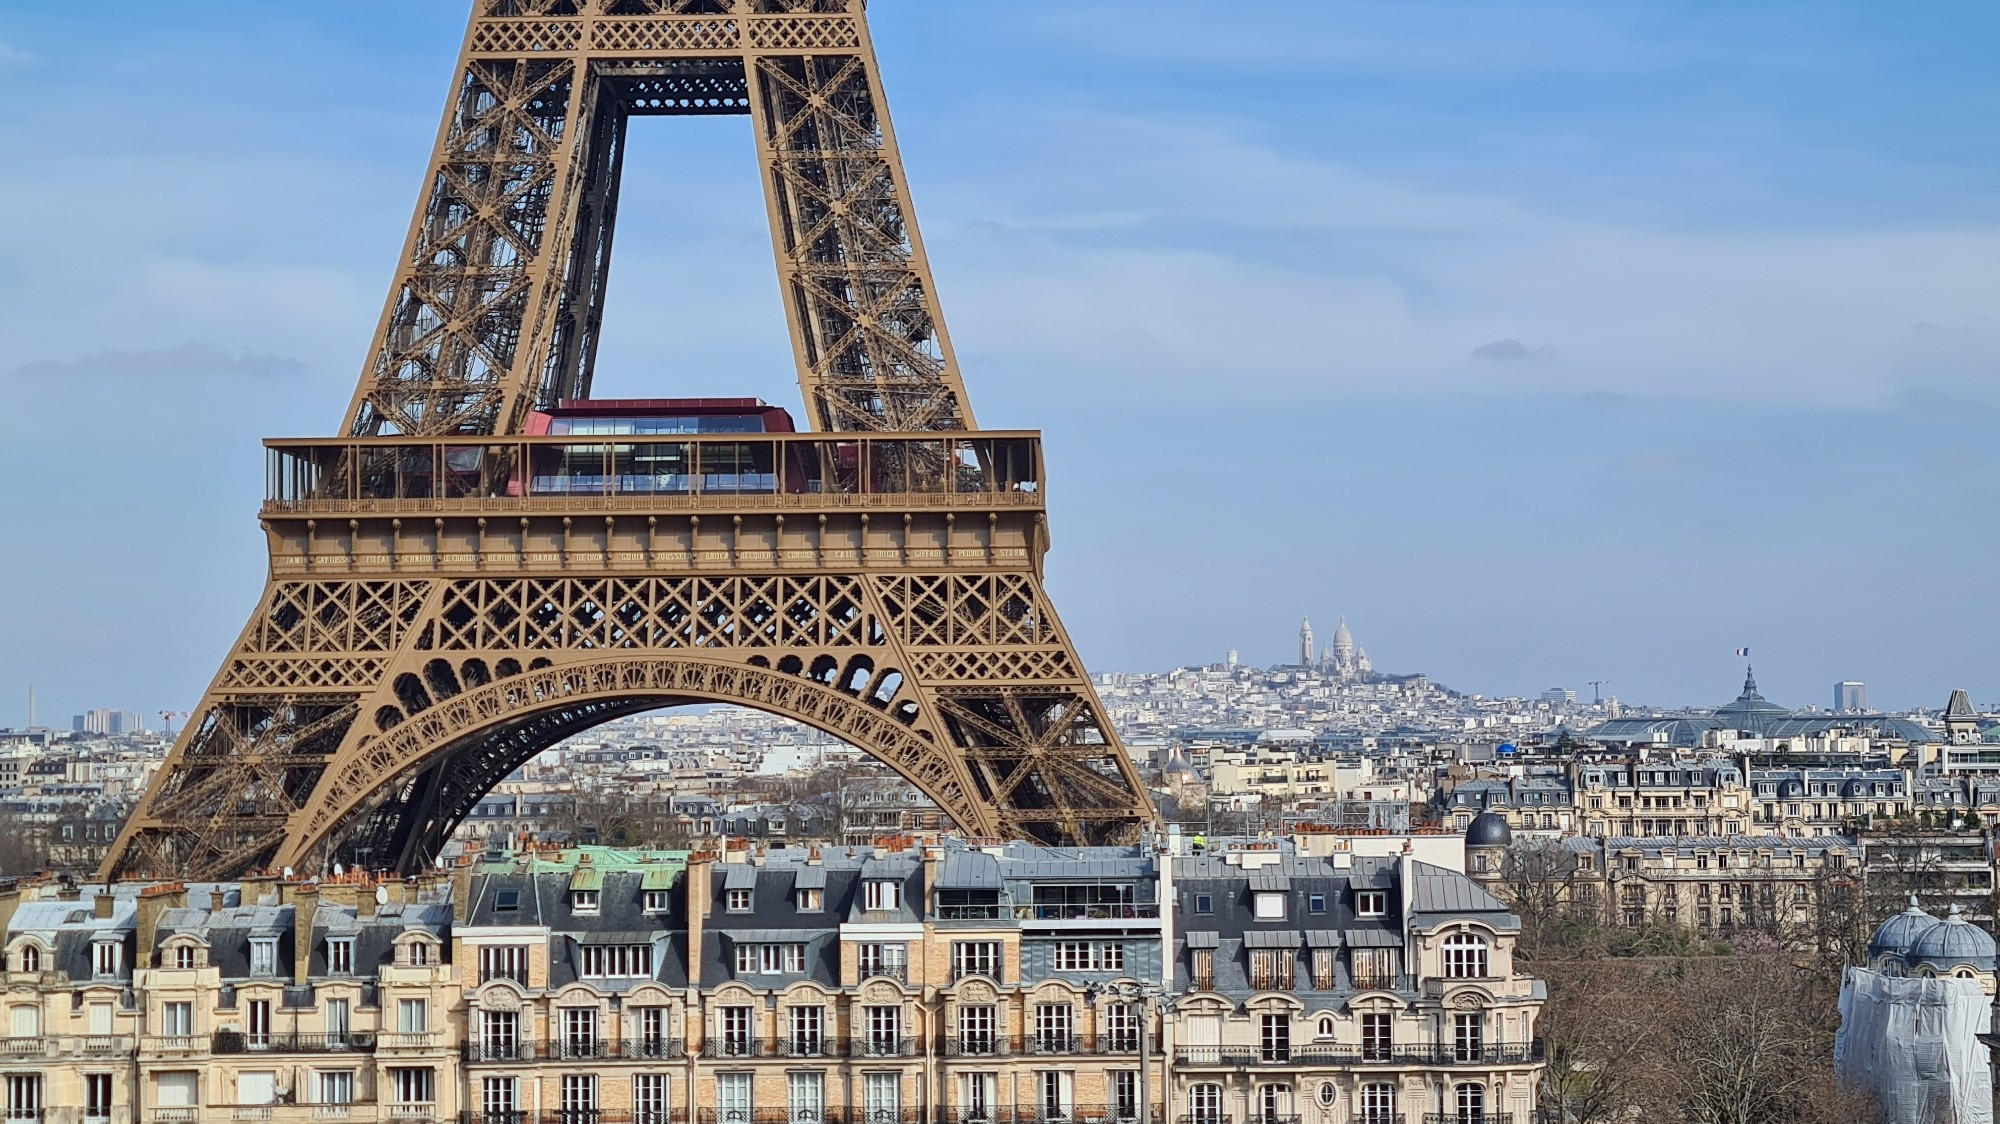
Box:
478, 985, 523, 1012
862, 980, 901, 1004
955, 979, 996, 1004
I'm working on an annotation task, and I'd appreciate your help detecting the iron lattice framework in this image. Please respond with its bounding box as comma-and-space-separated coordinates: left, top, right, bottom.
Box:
105, 0, 1154, 880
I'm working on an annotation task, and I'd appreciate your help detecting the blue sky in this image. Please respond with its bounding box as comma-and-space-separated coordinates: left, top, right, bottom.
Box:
1, 0, 1996, 723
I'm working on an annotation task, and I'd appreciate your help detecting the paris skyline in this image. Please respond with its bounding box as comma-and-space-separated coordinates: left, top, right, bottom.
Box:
1, 0, 1996, 720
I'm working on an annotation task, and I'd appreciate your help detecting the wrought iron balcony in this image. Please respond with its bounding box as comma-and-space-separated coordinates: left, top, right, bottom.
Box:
949, 967, 1005, 985
943, 1035, 1009, 1057
1175, 1041, 1543, 1068
700, 1037, 772, 1059
850, 1036, 917, 1058
935, 1110, 1155, 1124
1422, 1116, 1511, 1124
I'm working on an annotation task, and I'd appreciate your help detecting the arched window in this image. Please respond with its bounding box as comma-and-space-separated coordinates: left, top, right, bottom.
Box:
1316, 1015, 1335, 1039
1454, 1083, 1486, 1120
1442, 933, 1489, 979
18, 946, 38, 973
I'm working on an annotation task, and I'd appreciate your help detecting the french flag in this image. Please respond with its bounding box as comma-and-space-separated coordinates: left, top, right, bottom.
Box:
1734, 647, 1751, 657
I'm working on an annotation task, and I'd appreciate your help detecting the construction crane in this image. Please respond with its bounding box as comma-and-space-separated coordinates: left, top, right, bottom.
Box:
1588, 681, 1612, 705
157, 710, 192, 734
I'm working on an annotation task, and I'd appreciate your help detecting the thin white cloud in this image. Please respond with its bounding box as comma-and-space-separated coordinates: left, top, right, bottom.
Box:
12, 342, 306, 380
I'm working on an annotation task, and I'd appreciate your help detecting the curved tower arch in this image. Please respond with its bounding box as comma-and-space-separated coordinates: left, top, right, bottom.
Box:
103, 0, 1156, 880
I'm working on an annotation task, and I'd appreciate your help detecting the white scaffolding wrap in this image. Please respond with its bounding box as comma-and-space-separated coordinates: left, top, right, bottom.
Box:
1835, 967, 1994, 1124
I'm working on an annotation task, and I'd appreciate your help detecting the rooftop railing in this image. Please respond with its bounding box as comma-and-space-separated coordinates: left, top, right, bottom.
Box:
213, 1032, 377, 1055
265, 434, 1043, 513
1175, 1042, 1543, 1068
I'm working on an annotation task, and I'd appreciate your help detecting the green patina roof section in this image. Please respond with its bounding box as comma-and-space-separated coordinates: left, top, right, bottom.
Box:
472, 845, 691, 879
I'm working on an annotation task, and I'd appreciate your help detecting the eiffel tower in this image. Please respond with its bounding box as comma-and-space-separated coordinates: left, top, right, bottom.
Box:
104, 0, 1156, 880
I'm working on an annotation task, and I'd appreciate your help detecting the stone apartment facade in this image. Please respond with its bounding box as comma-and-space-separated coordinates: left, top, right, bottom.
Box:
0, 840, 1544, 1124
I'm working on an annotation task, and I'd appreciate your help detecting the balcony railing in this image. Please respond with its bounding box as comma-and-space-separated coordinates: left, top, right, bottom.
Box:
264, 434, 1046, 513
386, 1106, 438, 1124
1423, 1116, 1511, 1124
851, 1036, 917, 1058
1014, 904, 1160, 921
936, 906, 1005, 921
696, 1112, 926, 1124
855, 964, 908, 984
214, 1032, 378, 1054
0, 1037, 55, 1058
378, 1033, 442, 1050
934, 1111, 1156, 1124
141, 1036, 207, 1054
701, 1038, 772, 1059
1175, 1042, 1543, 1068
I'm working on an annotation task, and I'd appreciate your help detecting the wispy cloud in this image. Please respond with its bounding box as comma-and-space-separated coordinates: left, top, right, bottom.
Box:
1472, 339, 1560, 362
12, 341, 306, 380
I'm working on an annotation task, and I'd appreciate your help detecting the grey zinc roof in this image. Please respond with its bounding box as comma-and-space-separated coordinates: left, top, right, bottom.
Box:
1408, 862, 1511, 915
939, 850, 1002, 890
1344, 928, 1402, 948
1247, 873, 1292, 892
1243, 930, 1302, 948
792, 867, 827, 890
722, 864, 760, 890
1184, 930, 1220, 948
1305, 930, 1343, 948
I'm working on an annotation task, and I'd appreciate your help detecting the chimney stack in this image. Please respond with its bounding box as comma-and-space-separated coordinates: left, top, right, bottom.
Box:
294, 886, 319, 986
92, 893, 115, 920
136, 883, 187, 970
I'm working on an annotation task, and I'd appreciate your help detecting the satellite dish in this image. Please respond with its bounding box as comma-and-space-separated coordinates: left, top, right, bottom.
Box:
332, 863, 344, 877
375, 885, 389, 906
282, 867, 294, 879
435, 855, 447, 870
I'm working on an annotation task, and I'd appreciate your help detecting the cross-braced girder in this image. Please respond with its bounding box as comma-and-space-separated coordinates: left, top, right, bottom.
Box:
105, 0, 1155, 882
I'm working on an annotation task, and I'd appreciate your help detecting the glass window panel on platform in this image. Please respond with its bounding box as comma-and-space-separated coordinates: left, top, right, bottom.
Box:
613, 443, 692, 495
696, 441, 777, 494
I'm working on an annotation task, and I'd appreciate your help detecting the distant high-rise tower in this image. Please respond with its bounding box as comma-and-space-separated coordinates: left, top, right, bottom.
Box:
1226, 649, 1240, 670
1299, 617, 1315, 667
1835, 681, 1867, 713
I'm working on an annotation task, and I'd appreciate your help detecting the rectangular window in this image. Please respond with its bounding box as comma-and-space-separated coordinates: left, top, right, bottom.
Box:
1361, 1013, 1392, 1062
561, 1074, 598, 1122
562, 1007, 601, 1058
1053, 941, 1124, 973
796, 889, 823, 912
174, 945, 197, 970
248, 998, 272, 1047
1258, 1014, 1290, 1062
480, 1010, 519, 1060
494, 890, 521, 912
957, 1005, 997, 1054
864, 1073, 901, 1124
1355, 891, 1387, 918
398, 998, 429, 1034
634, 1075, 669, 1124
638, 1008, 672, 1057
482, 1077, 517, 1123
1191, 948, 1214, 989
581, 944, 655, 979
162, 1001, 193, 1038
787, 1006, 824, 1056
479, 945, 530, 985
863, 1005, 903, 1056
84, 1073, 112, 1120
1194, 894, 1213, 914
1034, 1004, 1075, 1053
726, 888, 753, 912
718, 1006, 753, 1057
247, 938, 274, 976
735, 943, 807, 976
717, 1074, 751, 1124
1250, 948, 1294, 990
1105, 1002, 1140, 1052
951, 941, 1002, 981
1351, 948, 1398, 990
1113, 1072, 1139, 1122
864, 881, 902, 911
571, 889, 600, 914
1307, 893, 1327, 913
5, 1076, 42, 1122
390, 1068, 435, 1106
1036, 1071, 1074, 1120
857, 943, 906, 980
1453, 1013, 1484, 1063
327, 938, 354, 975
644, 890, 671, 913
1311, 948, 1337, 991
1252, 893, 1286, 921
787, 1072, 823, 1124
319, 1071, 355, 1107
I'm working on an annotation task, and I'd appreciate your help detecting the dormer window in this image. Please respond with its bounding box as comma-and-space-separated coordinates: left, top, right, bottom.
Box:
644, 890, 670, 913
494, 890, 520, 912
173, 945, 198, 970
1355, 892, 1387, 919
18, 946, 40, 973
327, 938, 354, 975
93, 941, 122, 978
407, 941, 431, 967
797, 889, 823, 912
726, 889, 753, 913
571, 890, 600, 914
864, 881, 901, 911
1253, 894, 1286, 921
249, 938, 276, 976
